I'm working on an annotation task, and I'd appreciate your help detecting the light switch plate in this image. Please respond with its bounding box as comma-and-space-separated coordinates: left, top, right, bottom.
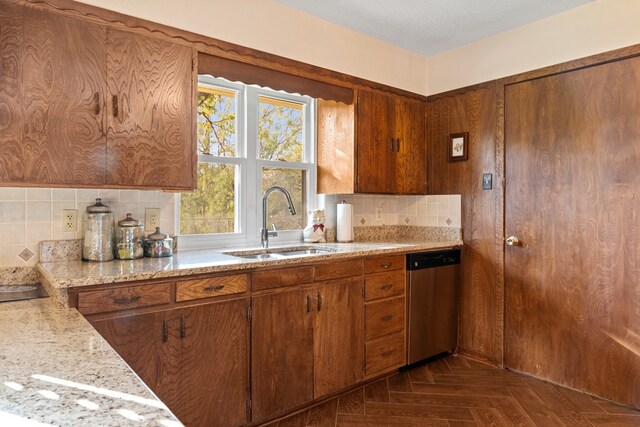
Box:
482, 173, 493, 190
145, 208, 161, 231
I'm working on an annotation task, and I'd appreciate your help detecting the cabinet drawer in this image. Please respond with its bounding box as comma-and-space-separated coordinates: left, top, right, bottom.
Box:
77, 283, 171, 315
365, 269, 405, 301
314, 259, 363, 282
365, 255, 405, 274
366, 333, 405, 377
365, 296, 405, 340
176, 274, 248, 302
252, 266, 314, 292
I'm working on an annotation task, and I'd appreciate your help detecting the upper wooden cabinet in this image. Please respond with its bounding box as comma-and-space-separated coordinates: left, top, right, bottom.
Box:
0, 2, 195, 190
317, 89, 427, 194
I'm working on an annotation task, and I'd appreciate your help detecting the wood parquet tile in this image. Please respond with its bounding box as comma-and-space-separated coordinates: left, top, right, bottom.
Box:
267, 355, 640, 426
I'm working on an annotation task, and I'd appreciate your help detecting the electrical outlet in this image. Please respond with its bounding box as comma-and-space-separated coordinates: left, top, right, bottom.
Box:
62, 209, 78, 232
375, 207, 383, 221
145, 208, 161, 231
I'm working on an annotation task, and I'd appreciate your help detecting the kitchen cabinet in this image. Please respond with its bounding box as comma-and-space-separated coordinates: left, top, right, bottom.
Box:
317, 89, 427, 194
85, 279, 249, 427
251, 274, 364, 422
0, 1, 195, 190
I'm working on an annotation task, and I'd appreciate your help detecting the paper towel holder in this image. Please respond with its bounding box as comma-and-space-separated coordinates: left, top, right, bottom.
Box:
336, 200, 354, 243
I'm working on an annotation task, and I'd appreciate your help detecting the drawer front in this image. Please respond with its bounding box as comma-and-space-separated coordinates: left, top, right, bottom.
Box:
364, 255, 405, 274
366, 333, 405, 377
314, 259, 363, 282
365, 296, 405, 340
77, 283, 171, 315
176, 274, 248, 302
252, 266, 314, 292
365, 269, 405, 301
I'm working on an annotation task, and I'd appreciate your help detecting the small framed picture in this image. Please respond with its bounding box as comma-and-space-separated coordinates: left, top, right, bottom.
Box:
448, 132, 468, 162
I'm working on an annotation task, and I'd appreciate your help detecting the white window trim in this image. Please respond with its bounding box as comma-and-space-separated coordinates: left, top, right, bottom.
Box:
177, 77, 316, 251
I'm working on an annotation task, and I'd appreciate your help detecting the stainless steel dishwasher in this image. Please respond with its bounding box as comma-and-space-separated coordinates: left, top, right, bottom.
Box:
406, 248, 460, 364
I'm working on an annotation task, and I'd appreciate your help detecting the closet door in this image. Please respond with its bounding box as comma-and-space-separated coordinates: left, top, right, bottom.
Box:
505, 56, 640, 409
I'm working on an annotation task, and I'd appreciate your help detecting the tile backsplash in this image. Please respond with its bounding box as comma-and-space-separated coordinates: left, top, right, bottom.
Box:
319, 194, 461, 229
0, 188, 176, 267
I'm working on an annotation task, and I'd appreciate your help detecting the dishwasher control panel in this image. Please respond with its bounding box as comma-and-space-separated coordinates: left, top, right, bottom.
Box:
407, 248, 460, 270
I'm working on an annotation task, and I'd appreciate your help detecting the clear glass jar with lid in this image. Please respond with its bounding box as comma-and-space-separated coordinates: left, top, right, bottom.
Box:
82, 198, 115, 262
115, 213, 144, 259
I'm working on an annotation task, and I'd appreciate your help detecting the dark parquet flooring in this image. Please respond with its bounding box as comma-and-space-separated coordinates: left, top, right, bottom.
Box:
264, 355, 640, 426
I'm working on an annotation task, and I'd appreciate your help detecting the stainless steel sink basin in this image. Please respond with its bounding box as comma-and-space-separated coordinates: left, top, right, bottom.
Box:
224, 246, 336, 260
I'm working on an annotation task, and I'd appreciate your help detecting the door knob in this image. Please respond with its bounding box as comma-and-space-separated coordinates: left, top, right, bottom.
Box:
506, 236, 520, 246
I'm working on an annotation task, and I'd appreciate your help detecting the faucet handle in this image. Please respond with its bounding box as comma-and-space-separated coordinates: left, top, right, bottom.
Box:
269, 224, 278, 237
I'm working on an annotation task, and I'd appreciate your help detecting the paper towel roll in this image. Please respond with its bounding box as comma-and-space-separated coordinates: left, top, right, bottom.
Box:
336, 202, 353, 243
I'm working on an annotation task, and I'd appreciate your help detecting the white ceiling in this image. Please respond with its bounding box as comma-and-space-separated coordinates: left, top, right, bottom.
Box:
273, 0, 594, 56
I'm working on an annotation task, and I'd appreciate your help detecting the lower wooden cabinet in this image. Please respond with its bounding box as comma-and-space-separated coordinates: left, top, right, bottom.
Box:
91, 298, 249, 427
251, 277, 364, 423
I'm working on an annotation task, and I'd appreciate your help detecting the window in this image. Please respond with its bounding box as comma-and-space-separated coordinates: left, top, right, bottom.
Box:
179, 76, 315, 249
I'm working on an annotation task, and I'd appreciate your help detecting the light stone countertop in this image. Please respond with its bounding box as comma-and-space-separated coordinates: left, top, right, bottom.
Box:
38, 241, 462, 306
0, 298, 181, 426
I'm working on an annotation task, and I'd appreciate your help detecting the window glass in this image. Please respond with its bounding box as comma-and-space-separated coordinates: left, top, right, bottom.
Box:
258, 96, 303, 162
197, 87, 237, 157
262, 168, 305, 230
180, 163, 237, 234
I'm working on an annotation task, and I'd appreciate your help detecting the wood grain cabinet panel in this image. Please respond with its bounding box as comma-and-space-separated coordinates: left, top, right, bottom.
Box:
77, 283, 171, 315
365, 296, 405, 340
365, 333, 406, 378
175, 274, 248, 302
314, 259, 363, 281
365, 269, 405, 301
0, 2, 107, 186
364, 255, 405, 274
91, 298, 249, 427
317, 89, 427, 195
251, 266, 314, 291
105, 29, 194, 190
251, 287, 315, 422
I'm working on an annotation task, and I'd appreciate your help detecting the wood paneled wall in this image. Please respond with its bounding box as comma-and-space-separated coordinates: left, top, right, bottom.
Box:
426, 84, 503, 365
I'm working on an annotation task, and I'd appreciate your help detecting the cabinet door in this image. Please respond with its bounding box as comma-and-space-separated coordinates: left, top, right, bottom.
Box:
251, 288, 314, 422
105, 29, 194, 189
314, 278, 364, 397
0, 2, 106, 186
395, 96, 427, 194
90, 310, 179, 409
356, 90, 395, 193
174, 299, 248, 427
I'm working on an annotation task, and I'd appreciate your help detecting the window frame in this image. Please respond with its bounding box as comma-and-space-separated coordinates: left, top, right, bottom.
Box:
178, 76, 316, 251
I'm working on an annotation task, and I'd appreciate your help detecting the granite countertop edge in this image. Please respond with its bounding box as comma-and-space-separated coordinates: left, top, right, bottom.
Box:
38, 240, 463, 292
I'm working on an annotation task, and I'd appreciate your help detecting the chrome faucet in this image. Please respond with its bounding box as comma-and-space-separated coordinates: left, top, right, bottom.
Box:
261, 186, 297, 248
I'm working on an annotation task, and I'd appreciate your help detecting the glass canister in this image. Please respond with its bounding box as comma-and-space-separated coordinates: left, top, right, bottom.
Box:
144, 227, 173, 258
82, 198, 115, 262
115, 213, 145, 260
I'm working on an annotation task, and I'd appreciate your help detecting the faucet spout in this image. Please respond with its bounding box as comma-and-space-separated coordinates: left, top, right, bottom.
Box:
261, 186, 297, 248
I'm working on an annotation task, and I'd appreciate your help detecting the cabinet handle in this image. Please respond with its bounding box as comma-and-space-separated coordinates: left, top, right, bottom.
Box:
317, 292, 322, 312
381, 284, 393, 291
204, 284, 225, 292
396, 138, 401, 152
162, 319, 168, 343
94, 92, 100, 115
307, 295, 312, 313
381, 262, 392, 269
380, 350, 393, 357
381, 315, 393, 322
113, 294, 141, 305
112, 95, 119, 117
180, 315, 186, 338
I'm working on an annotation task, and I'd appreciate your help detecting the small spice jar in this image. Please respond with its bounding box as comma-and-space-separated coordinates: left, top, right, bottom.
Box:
144, 227, 173, 258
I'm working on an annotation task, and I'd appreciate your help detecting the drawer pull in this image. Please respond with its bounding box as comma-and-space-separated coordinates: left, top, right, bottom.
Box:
381, 315, 393, 322
380, 350, 393, 357
203, 285, 225, 292
113, 295, 141, 305
180, 315, 186, 338
381, 284, 393, 291
162, 319, 168, 343
382, 262, 392, 269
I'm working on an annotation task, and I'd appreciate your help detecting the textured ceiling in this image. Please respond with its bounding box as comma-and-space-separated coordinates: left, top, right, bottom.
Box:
273, 0, 594, 56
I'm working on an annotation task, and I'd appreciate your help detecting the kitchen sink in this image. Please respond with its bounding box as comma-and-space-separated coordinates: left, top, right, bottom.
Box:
224, 246, 336, 260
